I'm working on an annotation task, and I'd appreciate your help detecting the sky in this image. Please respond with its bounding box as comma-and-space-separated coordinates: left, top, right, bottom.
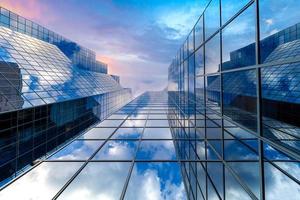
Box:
0, 0, 208, 96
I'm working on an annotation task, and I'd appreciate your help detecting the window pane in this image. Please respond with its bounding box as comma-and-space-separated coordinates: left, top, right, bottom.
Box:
221, 0, 251, 25
48, 140, 103, 160
261, 64, 300, 154
206, 75, 221, 113
205, 0, 220, 39
222, 4, 256, 71
136, 140, 177, 160
57, 162, 131, 199
195, 16, 204, 49
195, 47, 204, 75
205, 33, 220, 74
124, 162, 187, 200
223, 70, 257, 131
92, 140, 138, 160
260, 0, 300, 63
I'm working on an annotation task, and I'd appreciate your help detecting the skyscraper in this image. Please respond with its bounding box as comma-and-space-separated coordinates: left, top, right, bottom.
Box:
1, 0, 300, 199
0, 7, 132, 186
168, 0, 300, 199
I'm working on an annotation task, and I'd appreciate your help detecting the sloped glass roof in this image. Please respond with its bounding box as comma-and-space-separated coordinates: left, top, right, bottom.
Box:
0, 26, 122, 113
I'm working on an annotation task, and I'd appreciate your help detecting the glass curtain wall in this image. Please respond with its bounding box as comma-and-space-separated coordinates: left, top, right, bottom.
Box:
168, 0, 300, 199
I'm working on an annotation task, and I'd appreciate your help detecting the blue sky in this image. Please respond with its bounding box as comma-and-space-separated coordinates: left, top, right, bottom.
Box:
0, 0, 208, 96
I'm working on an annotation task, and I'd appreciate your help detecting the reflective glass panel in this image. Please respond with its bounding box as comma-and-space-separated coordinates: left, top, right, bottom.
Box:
111, 127, 143, 139
136, 140, 177, 160
124, 162, 187, 200
205, 0, 220, 39
92, 140, 138, 160
0, 162, 83, 199
222, 4, 256, 71
80, 128, 116, 139
48, 140, 103, 160
143, 128, 172, 139
57, 162, 131, 199
205, 33, 220, 74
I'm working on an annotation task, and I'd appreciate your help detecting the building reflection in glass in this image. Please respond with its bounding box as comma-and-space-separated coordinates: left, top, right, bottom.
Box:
168, 0, 300, 199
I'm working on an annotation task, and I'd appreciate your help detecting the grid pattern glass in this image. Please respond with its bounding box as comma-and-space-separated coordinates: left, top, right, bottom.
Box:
0, 26, 122, 113
168, 0, 300, 199
0, 92, 189, 199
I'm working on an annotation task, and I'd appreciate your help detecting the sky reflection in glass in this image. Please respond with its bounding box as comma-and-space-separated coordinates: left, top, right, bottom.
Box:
136, 140, 177, 160
57, 162, 131, 200
48, 140, 103, 160
124, 162, 187, 200
0, 162, 83, 200
92, 140, 138, 160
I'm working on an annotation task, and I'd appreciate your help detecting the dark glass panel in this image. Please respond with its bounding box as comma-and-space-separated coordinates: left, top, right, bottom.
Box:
261, 64, 300, 154
223, 69, 257, 131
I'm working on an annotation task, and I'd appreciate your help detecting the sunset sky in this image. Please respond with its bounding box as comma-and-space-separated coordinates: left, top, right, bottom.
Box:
0, 0, 208, 96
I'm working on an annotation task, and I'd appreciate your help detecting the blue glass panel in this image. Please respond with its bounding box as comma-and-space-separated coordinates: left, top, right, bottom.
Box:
205, 0, 220, 39
221, 0, 251, 25
260, 0, 300, 63
205, 33, 220, 74
261, 64, 300, 154
136, 140, 177, 160
111, 127, 143, 139
195, 16, 204, 49
92, 140, 138, 160
143, 128, 172, 139
122, 119, 146, 127
57, 162, 131, 199
264, 162, 300, 199
124, 162, 187, 200
222, 4, 256, 71
48, 140, 103, 160
223, 69, 257, 131
80, 128, 116, 139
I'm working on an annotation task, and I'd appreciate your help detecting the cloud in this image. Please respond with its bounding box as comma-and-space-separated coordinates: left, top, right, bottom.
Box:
265, 18, 274, 26
0, 162, 83, 199
0, 0, 56, 24
125, 163, 187, 200
0, 1, 204, 95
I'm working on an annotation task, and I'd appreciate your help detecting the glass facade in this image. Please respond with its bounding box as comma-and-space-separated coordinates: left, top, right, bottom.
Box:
168, 0, 300, 199
0, 7, 108, 74
1, 1, 300, 199
0, 7, 132, 187
0, 92, 189, 199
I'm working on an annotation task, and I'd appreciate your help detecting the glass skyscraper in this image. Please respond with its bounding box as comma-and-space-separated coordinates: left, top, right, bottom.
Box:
1, 0, 300, 200
168, 0, 300, 199
0, 7, 132, 187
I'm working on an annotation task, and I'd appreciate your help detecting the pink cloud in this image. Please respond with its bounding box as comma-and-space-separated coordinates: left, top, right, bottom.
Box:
0, 0, 57, 24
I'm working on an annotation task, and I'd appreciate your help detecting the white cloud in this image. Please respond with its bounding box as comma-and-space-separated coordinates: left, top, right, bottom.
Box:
265, 18, 274, 25
125, 164, 187, 200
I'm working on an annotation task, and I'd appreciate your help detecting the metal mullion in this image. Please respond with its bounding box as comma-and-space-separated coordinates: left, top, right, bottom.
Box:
255, 1, 265, 198
192, 25, 197, 200
202, 10, 209, 200
219, 0, 226, 198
